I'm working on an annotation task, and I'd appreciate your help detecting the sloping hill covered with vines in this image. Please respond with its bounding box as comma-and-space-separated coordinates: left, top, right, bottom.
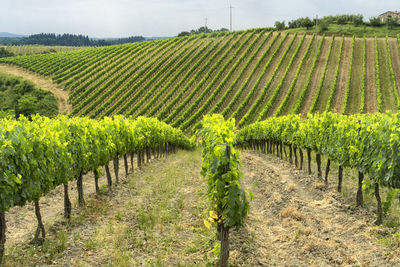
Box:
1, 29, 400, 132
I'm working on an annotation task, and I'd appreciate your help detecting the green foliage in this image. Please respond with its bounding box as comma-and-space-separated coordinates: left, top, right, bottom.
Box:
318, 20, 329, 32
274, 21, 286, 30
0, 115, 193, 212
370, 17, 382, 27
0, 73, 58, 118
236, 112, 400, 190
0, 47, 14, 58
301, 17, 314, 29
198, 114, 249, 229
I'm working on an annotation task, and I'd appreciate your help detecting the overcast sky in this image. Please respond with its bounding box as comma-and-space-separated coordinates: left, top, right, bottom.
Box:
1, 0, 399, 37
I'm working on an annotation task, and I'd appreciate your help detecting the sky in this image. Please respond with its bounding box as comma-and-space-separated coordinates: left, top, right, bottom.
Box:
1, 0, 399, 37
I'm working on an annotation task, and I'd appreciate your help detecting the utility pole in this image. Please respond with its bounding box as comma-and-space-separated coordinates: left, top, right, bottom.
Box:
205, 17, 208, 29
229, 5, 233, 31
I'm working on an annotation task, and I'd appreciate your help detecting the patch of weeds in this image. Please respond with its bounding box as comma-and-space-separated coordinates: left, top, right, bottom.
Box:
84, 239, 97, 251
138, 207, 156, 230
185, 246, 200, 254
40, 230, 68, 261
115, 210, 123, 221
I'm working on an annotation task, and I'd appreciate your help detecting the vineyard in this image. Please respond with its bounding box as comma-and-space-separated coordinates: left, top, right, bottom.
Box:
1, 28, 400, 265
0, 29, 399, 132
0, 45, 84, 56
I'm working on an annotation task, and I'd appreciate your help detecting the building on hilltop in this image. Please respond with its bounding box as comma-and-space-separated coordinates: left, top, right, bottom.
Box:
379, 11, 400, 23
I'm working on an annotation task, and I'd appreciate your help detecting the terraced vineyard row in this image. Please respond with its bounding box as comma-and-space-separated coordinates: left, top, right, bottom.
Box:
1, 30, 400, 131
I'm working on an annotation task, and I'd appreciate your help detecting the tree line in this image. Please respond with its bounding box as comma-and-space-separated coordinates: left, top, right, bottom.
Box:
1, 33, 145, 46
275, 13, 400, 31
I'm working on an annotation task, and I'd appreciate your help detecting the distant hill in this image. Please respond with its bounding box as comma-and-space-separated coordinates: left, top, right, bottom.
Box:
0, 32, 25, 38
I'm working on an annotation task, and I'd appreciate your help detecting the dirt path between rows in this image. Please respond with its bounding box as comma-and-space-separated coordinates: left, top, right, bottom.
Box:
229, 151, 399, 266
0, 64, 71, 114
331, 37, 352, 113
3, 150, 399, 266
299, 35, 331, 115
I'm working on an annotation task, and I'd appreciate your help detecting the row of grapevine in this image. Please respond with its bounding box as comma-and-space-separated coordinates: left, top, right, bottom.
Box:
342, 36, 355, 114
192, 33, 281, 132
375, 37, 383, 112
308, 36, 335, 113
164, 32, 251, 125
291, 34, 325, 114
107, 36, 203, 118
256, 33, 307, 121
235, 112, 400, 226
169, 32, 255, 127
325, 35, 344, 112
386, 36, 400, 109
71, 39, 179, 112
0, 115, 193, 264
180, 31, 270, 131
125, 39, 208, 118
137, 38, 224, 118
273, 34, 316, 117
68, 44, 146, 101
221, 32, 288, 122
198, 114, 249, 267
147, 36, 232, 118
156, 34, 237, 120
360, 36, 366, 113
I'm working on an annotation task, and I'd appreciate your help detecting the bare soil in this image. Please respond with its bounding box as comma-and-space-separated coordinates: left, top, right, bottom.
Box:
3, 149, 399, 266
331, 37, 352, 113
0, 64, 71, 114
230, 151, 399, 266
315, 36, 341, 113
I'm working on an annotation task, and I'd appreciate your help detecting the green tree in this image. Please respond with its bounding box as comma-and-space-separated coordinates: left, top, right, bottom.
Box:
302, 17, 314, 29
0, 48, 14, 58
17, 94, 38, 119
274, 20, 286, 30
386, 16, 399, 29
370, 16, 382, 27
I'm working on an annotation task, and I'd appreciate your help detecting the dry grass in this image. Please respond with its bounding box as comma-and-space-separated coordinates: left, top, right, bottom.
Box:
279, 206, 306, 221
285, 182, 296, 192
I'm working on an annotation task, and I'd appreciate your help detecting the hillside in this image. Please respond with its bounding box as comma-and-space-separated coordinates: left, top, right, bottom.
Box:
1, 29, 400, 131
